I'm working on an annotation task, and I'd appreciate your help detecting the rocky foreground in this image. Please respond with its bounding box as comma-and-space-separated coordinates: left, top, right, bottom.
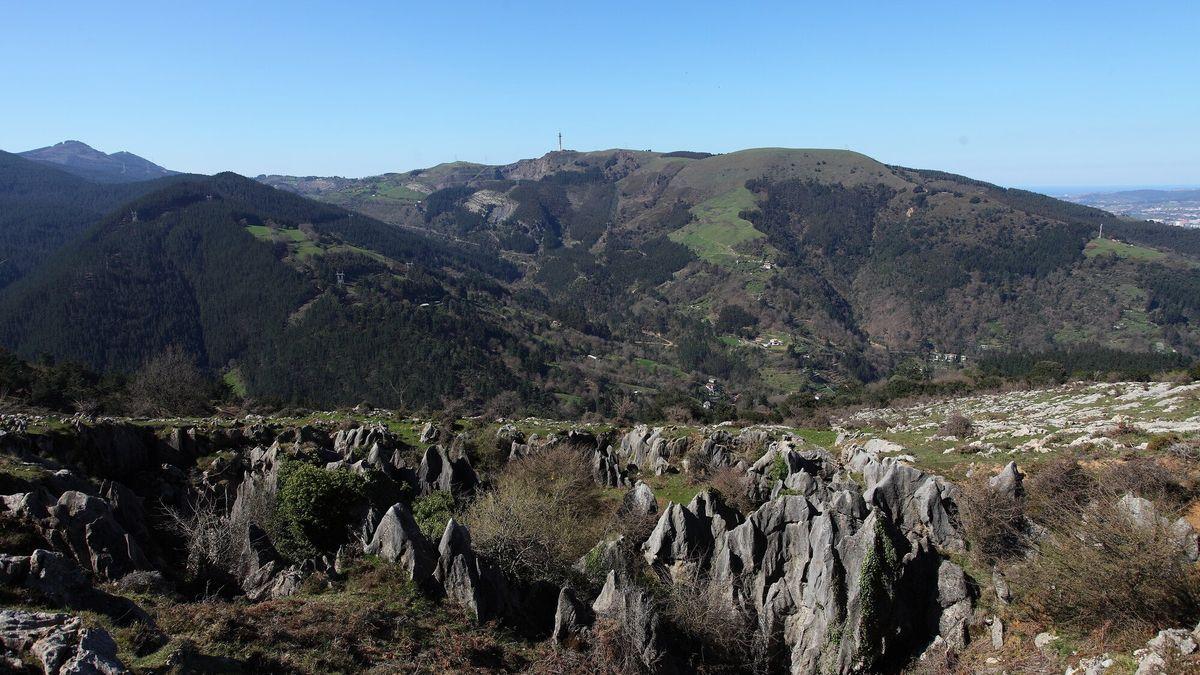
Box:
0, 392, 1198, 673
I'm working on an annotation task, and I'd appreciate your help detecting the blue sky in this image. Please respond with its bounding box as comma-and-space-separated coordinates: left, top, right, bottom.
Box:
2, 1, 1197, 187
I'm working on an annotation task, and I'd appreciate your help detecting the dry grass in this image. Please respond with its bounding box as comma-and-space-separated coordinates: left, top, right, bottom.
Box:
145, 558, 545, 673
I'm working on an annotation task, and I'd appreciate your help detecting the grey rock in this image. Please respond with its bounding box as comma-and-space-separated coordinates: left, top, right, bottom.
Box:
552, 587, 592, 647
2, 491, 149, 580
642, 490, 740, 578
592, 445, 625, 488
417, 446, 478, 496
365, 503, 436, 583
862, 458, 963, 550
936, 560, 972, 650
988, 461, 1025, 502
993, 568, 1012, 605
619, 482, 658, 518
590, 571, 665, 670
991, 615, 1004, 649
419, 422, 440, 445
0, 609, 128, 674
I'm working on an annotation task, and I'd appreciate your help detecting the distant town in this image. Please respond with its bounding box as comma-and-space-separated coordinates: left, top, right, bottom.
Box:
1058, 187, 1200, 228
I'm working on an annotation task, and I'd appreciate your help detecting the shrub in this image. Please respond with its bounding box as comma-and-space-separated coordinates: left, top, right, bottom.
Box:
464, 446, 606, 586
126, 345, 215, 416
938, 412, 974, 438
1028, 360, 1068, 385
412, 491, 456, 542
707, 467, 755, 515
163, 492, 255, 590
959, 473, 1026, 564
767, 454, 788, 482
1015, 489, 1200, 643
662, 569, 765, 671
1099, 458, 1193, 511
1024, 456, 1095, 523
1146, 433, 1181, 453
273, 462, 368, 561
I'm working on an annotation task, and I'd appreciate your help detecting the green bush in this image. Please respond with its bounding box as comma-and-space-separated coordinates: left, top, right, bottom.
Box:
412, 491, 455, 542
1190, 361, 1200, 382
273, 461, 368, 561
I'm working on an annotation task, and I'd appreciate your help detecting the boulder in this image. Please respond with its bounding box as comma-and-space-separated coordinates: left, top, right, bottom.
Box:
365, 503, 436, 583
552, 587, 592, 647
619, 482, 658, 518
419, 422, 440, 445
862, 458, 963, 550
592, 445, 626, 488
0, 609, 128, 674
643, 490, 740, 580
988, 462, 1025, 502
432, 519, 508, 623
590, 571, 666, 670
646, 449, 962, 674
417, 446, 478, 496
0, 550, 147, 624
935, 560, 973, 650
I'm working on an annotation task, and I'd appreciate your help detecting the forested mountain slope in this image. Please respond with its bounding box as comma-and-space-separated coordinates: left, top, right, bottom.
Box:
0, 173, 541, 410
267, 148, 1200, 374
0, 152, 178, 288
3, 147, 1198, 416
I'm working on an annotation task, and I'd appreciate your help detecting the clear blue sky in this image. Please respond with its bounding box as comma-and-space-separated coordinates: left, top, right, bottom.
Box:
2, 0, 1197, 188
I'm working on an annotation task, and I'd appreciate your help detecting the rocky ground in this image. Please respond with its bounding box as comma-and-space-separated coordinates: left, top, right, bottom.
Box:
0, 383, 1197, 673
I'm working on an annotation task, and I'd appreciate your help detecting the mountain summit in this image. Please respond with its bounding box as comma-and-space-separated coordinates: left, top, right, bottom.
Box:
19, 139, 177, 183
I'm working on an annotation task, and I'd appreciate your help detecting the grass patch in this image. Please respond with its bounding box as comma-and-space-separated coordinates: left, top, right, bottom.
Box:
668, 187, 763, 265
1085, 237, 1164, 261
643, 473, 705, 507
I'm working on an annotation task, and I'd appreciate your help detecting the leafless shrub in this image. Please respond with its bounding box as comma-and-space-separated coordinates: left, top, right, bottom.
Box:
1099, 457, 1194, 511
938, 413, 974, 438
116, 570, 172, 595
162, 486, 275, 589
707, 466, 756, 515
1104, 421, 1143, 438
662, 568, 767, 672
663, 405, 693, 424
127, 345, 213, 417
1024, 456, 1097, 523
465, 446, 606, 586
1165, 439, 1200, 463
162, 493, 248, 585
1014, 487, 1200, 644
959, 473, 1026, 564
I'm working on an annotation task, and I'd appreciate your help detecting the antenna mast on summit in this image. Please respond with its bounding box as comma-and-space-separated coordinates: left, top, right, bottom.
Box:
558, 132, 563, 152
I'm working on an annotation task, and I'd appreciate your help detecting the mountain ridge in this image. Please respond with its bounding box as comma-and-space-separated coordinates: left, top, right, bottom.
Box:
2, 145, 1200, 416
19, 139, 177, 183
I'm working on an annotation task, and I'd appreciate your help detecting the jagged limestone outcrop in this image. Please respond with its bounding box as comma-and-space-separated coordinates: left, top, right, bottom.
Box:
0, 609, 128, 674
364, 502, 436, 583
2, 491, 149, 580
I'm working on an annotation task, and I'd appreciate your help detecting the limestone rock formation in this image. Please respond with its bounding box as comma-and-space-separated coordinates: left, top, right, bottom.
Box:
552, 587, 593, 647
0, 609, 128, 674
619, 481, 658, 518
2, 491, 149, 580
365, 502, 436, 583
417, 446, 478, 495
